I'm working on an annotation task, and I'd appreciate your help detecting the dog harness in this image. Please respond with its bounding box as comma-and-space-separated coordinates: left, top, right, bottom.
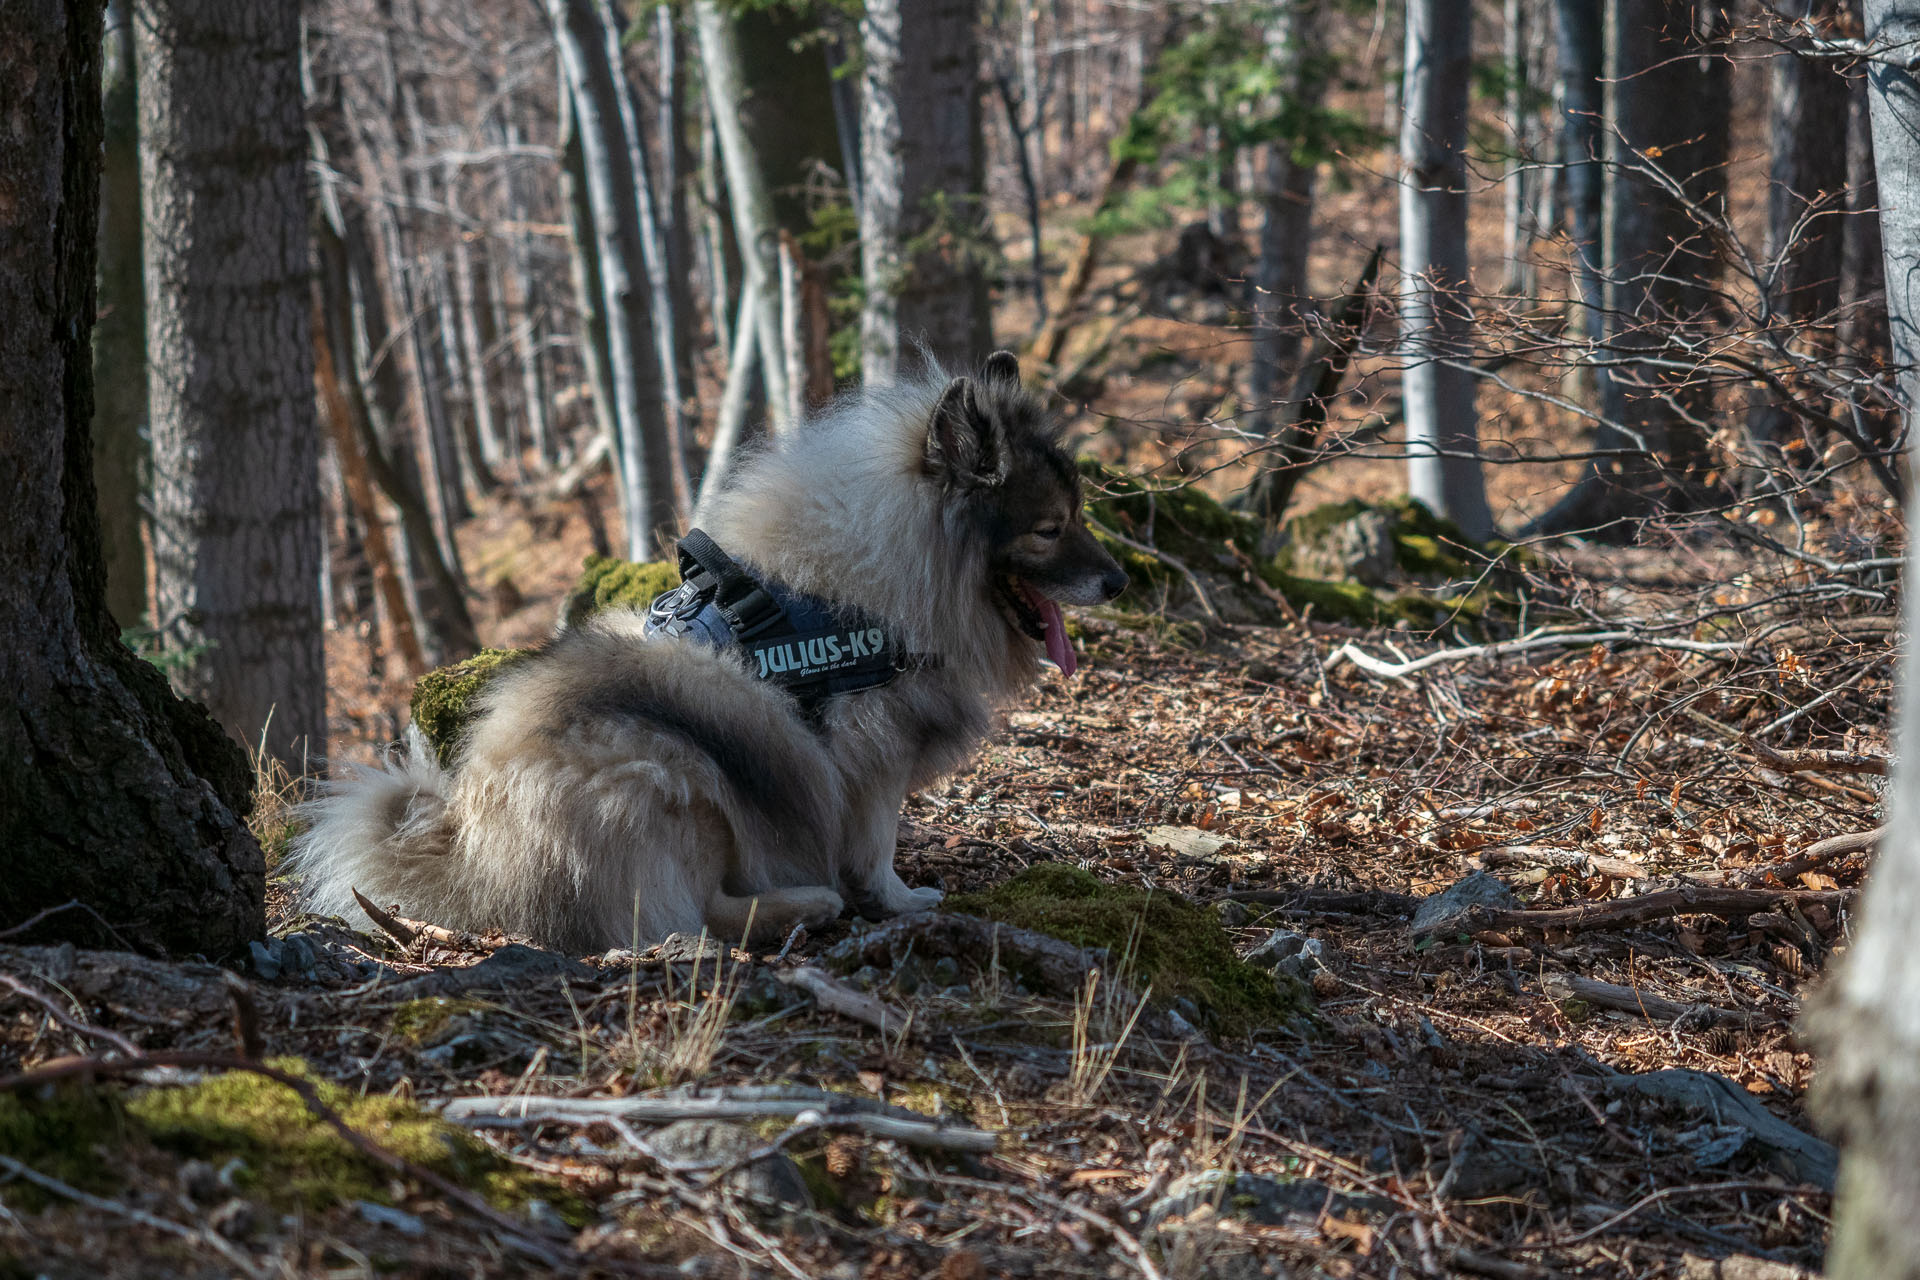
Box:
643, 529, 938, 716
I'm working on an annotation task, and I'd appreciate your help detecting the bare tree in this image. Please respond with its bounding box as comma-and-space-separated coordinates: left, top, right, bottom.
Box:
1399, 0, 1492, 540
860, 0, 992, 383
94, 0, 147, 629
0, 0, 264, 955
549, 0, 680, 555
141, 0, 326, 769
1809, 21, 1920, 1261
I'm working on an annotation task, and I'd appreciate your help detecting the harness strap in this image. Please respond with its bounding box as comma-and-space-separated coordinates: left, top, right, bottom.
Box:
676, 528, 782, 639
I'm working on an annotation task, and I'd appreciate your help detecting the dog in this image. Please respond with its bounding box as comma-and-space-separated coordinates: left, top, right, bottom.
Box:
288, 352, 1128, 953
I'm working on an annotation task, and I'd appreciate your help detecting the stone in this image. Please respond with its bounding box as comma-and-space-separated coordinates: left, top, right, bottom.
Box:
1410, 872, 1518, 945
1290, 508, 1397, 585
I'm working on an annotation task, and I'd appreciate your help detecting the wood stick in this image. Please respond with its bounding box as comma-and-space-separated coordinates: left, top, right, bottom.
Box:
1543, 972, 1778, 1029
1459, 885, 1852, 936
774, 965, 909, 1037
443, 1089, 996, 1154
1745, 739, 1890, 776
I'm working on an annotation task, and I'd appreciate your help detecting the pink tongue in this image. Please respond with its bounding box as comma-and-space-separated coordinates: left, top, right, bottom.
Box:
1038, 596, 1076, 677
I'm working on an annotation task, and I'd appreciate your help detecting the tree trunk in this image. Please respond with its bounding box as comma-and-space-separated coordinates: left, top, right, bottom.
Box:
693, 0, 793, 428
1840, 28, 1890, 369
1750, 0, 1851, 453
550, 0, 681, 557
859, 0, 992, 383
0, 0, 263, 956
1501, 0, 1536, 297
1554, 0, 1606, 343
140, 0, 326, 770
94, 0, 148, 629
657, 5, 703, 465
1248, 0, 1327, 437
1808, 22, 1920, 1255
1400, 0, 1493, 541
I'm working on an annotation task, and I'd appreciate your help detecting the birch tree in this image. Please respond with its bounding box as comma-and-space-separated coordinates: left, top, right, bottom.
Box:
141, 0, 326, 769
1399, 0, 1492, 541
549, 0, 681, 555
1811, 9, 1920, 1270
0, 0, 264, 955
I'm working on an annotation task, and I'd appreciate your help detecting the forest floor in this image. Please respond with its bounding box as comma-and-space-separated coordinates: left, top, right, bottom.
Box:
0, 523, 1890, 1277
1, 149, 1899, 1273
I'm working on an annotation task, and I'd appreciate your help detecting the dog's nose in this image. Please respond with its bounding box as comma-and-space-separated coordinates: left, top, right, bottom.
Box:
1100, 568, 1129, 601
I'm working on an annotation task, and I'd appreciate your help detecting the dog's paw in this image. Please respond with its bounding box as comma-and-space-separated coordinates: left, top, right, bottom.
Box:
793, 888, 846, 927
900, 885, 943, 912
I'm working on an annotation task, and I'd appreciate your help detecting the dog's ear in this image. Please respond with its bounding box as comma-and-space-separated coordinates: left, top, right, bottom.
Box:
982, 350, 1021, 388
924, 376, 1007, 489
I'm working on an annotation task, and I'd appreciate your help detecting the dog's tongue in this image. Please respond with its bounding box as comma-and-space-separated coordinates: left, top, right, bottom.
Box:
1036, 594, 1076, 677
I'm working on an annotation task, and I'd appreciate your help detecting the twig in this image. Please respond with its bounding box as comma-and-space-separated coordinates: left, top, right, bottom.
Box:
0, 971, 142, 1057
1542, 972, 1778, 1029
0, 1152, 267, 1279
1326, 629, 1750, 680
1458, 886, 1852, 937
1744, 739, 1889, 776
941, 1172, 1165, 1280
352, 888, 419, 949
1709, 826, 1885, 888
443, 1087, 997, 1154
773, 965, 909, 1037
1086, 514, 1225, 625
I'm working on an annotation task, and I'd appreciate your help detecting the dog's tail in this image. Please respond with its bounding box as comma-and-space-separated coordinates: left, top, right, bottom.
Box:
286, 727, 454, 925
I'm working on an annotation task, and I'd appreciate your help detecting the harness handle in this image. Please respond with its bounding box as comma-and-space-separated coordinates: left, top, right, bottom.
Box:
677, 528, 782, 639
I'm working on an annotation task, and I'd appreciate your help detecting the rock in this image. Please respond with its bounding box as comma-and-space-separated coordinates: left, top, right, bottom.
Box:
390, 943, 595, 998
1289, 507, 1397, 585
356, 1199, 427, 1236
646, 1120, 811, 1211
1410, 872, 1517, 945
1245, 929, 1334, 985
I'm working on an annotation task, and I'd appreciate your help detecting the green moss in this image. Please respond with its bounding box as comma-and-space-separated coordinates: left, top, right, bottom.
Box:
0, 1062, 585, 1223
129, 1059, 575, 1217
0, 1090, 131, 1205
389, 997, 488, 1046
946, 864, 1304, 1038
409, 647, 533, 767
559, 555, 680, 630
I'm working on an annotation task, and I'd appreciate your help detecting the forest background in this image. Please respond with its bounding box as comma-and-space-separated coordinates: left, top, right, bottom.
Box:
5, 0, 1920, 1276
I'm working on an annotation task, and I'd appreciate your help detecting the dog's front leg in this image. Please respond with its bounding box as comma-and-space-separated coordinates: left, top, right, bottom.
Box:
842, 789, 941, 920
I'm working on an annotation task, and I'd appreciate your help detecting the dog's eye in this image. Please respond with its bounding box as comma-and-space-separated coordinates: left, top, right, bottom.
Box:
1032, 523, 1063, 540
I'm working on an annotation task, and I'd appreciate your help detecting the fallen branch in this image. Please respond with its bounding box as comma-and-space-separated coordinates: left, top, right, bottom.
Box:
1543, 972, 1778, 1029
774, 965, 909, 1037
1744, 739, 1890, 776
1326, 630, 1751, 681
1478, 846, 1649, 880
443, 1086, 996, 1154
1458, 886, 1851, 937
824, 911, 1107, 1000
1210, 888, 1421, 917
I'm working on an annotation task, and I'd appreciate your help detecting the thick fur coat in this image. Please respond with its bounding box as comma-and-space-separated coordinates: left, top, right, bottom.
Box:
289, 356, 1126, 952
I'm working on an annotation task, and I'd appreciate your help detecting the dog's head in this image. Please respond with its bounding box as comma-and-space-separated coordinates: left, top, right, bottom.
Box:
922, 351, 1127, 674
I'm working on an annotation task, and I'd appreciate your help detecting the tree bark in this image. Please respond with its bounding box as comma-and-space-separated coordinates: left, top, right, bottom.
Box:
1248, 0, 1327, 437
1400, 0, 1493, 541
1554, 0, 1606, 343
693, 0, 793, 428
140, 0, 326, 770
94, 0, 148, 629
1809, 23, 1920, 1259
859, 0, 992, 383
0, 0, 263, 956
550, 0, 681, 556
1840, 27, 1890, 369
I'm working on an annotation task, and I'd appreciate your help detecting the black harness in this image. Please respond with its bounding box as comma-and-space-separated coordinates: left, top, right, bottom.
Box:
642, 529, 938, 717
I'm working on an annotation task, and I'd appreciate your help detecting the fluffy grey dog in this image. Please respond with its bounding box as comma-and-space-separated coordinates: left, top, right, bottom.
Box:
289, 353, 1126, 952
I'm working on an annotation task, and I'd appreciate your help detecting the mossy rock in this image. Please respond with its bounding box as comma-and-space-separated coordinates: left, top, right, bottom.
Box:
946, 864, 1304, 1038
410, 556, 679, 765
389, 996, 490, 1046
0, 1061, 583, 1221
558, 555, 681, 630
410, 646, 534, 768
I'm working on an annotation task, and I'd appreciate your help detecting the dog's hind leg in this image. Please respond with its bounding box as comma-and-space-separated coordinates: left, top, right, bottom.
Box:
704, 886, 845, 948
